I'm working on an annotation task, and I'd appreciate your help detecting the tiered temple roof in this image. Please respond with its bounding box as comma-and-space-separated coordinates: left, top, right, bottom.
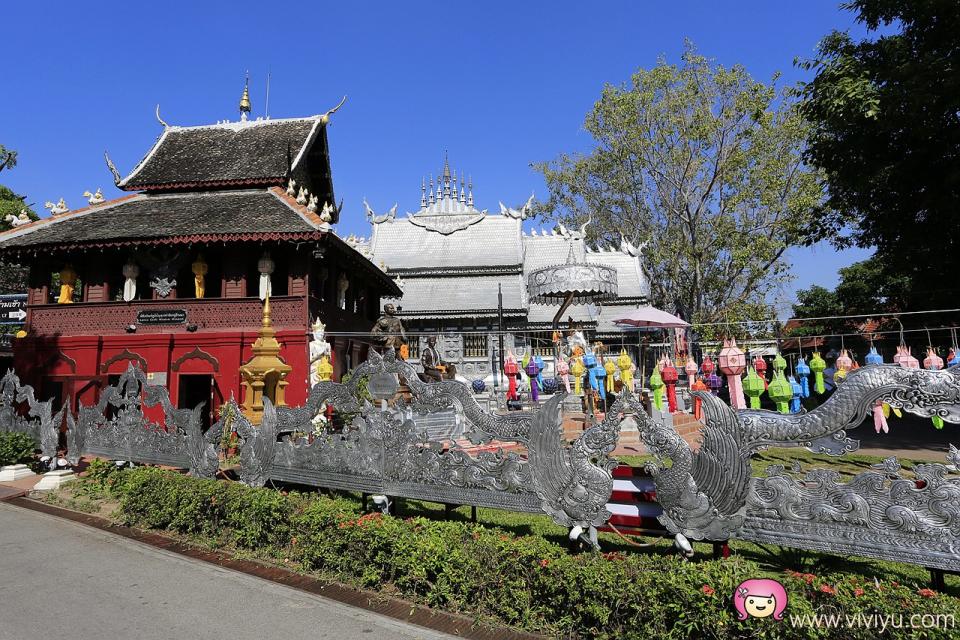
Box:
364, 159, 649, 334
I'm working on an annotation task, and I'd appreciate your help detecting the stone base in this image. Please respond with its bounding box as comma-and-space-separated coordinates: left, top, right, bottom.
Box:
0, 464, 37, 482
33, 469, 76, 491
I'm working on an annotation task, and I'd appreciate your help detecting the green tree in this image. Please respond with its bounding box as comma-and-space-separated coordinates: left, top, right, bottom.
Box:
535, 43, 824, 325
798, 0, 960, 312
0, 144, 38, 294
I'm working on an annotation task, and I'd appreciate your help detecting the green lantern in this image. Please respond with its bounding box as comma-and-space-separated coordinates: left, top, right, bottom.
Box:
773, 352, 787, 374
809, 352, 827, 394
649, 365, 665, 412
768, 371, 793, 414
744, 366, 765, 409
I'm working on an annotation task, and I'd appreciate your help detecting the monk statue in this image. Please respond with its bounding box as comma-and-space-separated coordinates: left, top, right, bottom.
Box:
421, 335, 455, 382
192, 253, 208, 298
370, 303, 406, 351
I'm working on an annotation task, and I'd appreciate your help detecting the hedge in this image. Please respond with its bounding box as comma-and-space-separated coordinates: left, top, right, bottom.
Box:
0, 432, 35, 467
71, 461, 960, 639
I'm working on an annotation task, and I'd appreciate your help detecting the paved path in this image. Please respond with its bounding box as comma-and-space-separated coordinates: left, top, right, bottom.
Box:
0, 503, 452, 640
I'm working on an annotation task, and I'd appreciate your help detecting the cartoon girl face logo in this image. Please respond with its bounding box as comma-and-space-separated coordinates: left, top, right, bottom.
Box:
733, 579, 788, 621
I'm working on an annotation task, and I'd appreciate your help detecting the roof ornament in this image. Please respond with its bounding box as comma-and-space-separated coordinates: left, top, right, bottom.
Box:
44, 198, 69, 216
307, 194, 319, 212
239, 73, 252, 122
83, 188, 105, 205
420, 177, 427, 208
296, 186, 308, 205
451, 169, 458, 200
467, 175, 473, 207
428, 174, 435, 205
320, 200, 342, 224
498, 193, 535, 220
459, 175, 466, 204
363, 198, 397, 224
5, 210, 31, 227
155, 104, 169, 128
442, 153, 452, 198
286, 178, 297, 196
104, 150, 121, 185
319, 95, 347, 125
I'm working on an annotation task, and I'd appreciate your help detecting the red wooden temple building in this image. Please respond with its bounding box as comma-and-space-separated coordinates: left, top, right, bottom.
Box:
0, 92, 399, 427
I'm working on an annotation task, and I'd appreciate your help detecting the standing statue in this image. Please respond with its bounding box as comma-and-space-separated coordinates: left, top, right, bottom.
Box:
258, 252, 274, 301
57, 264, 77, 304
370, 303, 406, 351
192, 254, 207, 298
336, 272, 349, 310
421, 336, 452, 382
308, 318, 332, 386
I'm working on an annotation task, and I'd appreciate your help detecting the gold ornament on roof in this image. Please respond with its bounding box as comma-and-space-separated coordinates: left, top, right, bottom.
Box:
239, 74, 252, 121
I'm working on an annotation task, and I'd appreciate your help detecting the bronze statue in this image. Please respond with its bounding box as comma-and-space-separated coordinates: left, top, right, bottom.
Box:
371, 303, 406, 351
420, 336, 455, 382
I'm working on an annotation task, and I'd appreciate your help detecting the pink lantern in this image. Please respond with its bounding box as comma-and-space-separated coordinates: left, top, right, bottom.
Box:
718, 338, 747, 409
924, 347, 944, 371
900, 347, 920, 369
835, 349, 853, 383
684, 356, 698, 391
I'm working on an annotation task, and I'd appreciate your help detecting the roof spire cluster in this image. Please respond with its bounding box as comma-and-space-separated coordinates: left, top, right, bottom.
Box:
420, 152, 473, 212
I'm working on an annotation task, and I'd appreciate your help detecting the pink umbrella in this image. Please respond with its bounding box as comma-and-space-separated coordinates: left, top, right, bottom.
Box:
612, 306, 690, 328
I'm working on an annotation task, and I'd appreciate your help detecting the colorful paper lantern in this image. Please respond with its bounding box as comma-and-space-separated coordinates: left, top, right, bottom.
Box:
571, 357, 585, 395
924, 348, 945, 428
947, 347, 960, 368
753, 355, 768, 389
661, 358, 679, 413
809, 352, 827, 394
768, 370, 793, 414
556, 359, 571, 393
701, 355, 716, 376
796, 357, 811, 398
743, 366, 765, 409
873, 400, 889, 434
649, 365, 665, 412
788, 375, 802, 413
705, 372, 723, 396
899, 347, 919, 369
604, 357, 617, 394
718, 338, 747, 409
865, 347, 883, 365
525, 358, 541, 402
691, 377, 709, 420
834, 349, 853, 384
471, 379, 486, 394
684, 356, 698, 391
504, 353, 520, 401
772, 352, 787, 374
534, 354, 546, 389
617, 350, 635, 393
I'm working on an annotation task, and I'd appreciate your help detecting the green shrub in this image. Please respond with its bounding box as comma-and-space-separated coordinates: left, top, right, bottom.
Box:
78, 467, 960, 639
0, 431, 35, 466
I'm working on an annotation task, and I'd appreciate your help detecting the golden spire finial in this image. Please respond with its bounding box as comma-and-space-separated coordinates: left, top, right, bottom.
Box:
239, 72, 252, 121
262, 293, 271, 328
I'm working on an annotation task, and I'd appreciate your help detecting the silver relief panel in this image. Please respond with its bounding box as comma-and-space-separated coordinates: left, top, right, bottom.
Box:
219, 349, 625, 538
68, 364, 218, 477
636, 364, 960, 571
0, 370, 62, 459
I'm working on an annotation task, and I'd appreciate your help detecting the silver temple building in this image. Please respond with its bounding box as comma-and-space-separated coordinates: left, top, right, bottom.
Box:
352, 157, 650, 376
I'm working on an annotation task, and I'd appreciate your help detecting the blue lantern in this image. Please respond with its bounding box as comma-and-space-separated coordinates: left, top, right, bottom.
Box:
471, 379, 486, 394
796, 358, 811, 398
788, 375, 802, 413
865, 347, 883, 366
542, 377, 559, 395
533, 355, 546, 389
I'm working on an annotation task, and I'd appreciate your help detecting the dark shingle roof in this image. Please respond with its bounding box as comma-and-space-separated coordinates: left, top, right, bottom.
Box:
119, 118, 322, 190
0, 190, 321, 251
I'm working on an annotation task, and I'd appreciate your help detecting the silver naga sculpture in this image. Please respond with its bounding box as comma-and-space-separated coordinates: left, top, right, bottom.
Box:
214, 348, 624, 546
68, 364, 218, 477
635, 364, 960, 571
0, 370, 62, 460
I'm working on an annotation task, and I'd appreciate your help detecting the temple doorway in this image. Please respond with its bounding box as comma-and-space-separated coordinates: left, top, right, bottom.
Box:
177, 374, 214, 431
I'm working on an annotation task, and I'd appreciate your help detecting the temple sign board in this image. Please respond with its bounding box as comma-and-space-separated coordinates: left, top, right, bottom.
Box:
0, 294, 26, 324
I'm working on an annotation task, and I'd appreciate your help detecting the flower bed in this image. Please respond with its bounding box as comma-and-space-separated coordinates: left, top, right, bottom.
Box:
54, 460, 960, 639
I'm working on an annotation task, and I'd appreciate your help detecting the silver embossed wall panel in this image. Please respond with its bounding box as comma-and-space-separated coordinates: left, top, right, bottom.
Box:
220, 349, 625, 537
636, 364, 960, 570
68, 364, 218, 477
0, 370, 62, 459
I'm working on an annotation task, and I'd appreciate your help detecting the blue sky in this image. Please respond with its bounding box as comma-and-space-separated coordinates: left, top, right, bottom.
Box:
2, 1, 872, 313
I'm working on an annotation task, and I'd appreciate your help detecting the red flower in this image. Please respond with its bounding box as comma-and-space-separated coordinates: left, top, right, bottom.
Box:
702, 585, 715, 596
918, 588, 937, 598
803, 573, 816, 585
819, 584, 836, 595
539, 559, 550, 568
853, 588, 865, 597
